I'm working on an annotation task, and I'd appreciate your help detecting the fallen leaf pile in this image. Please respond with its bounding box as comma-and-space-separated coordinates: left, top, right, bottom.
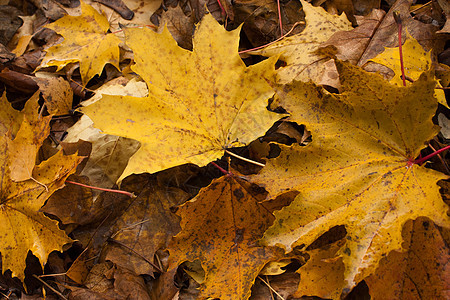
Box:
0, 0, 448, 299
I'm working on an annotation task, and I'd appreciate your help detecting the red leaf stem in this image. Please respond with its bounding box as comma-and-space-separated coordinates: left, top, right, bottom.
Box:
66, 180, 136, 197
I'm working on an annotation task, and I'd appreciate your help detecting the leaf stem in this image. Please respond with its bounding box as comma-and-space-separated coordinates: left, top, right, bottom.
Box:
225, 150, 265, 167
66, 180, 136, 198
413, 144, 450, 165
210, 162, 233, 176
277, 0, 283, 36
216, 0, 226, 18
393, 11, 407, 87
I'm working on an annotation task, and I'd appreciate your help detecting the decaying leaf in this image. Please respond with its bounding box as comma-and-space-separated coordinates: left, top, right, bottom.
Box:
0, 94, 82, 281
366, 218, 449, 300
357, 0, 441, 66
81, 14, 283, 181
251, 60, 449, 293
38, 1, 121, 85
252, 0, 352, 85
167, 176, 284, 300
105, 176, 188, 275
65, 77, 146, 188
34, 76, 73, 115
320, 9, 385, 65
158, 5, 195, 50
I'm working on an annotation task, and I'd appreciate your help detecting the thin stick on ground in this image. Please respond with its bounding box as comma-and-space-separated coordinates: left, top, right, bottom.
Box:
258, 275, 285, 300
33, 275, 68, 300
427, 142, 450, 174
225, 149, 265, 167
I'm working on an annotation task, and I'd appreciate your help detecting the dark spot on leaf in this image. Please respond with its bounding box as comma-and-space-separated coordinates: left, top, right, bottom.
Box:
343, 247, 351, 255
233, 188, 244, 199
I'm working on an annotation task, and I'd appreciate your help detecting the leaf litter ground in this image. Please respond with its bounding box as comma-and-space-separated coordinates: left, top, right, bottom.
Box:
1, 0, 449, 299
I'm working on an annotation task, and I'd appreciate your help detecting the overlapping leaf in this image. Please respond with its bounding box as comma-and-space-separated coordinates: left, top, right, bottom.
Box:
167, 176, 283, 300
251, 60, 449, 292
105, 176, 188, 275
38, 1, 121, 85
369, 34, 447, 107
0, 94, 82, 281
81, 14, 283, 180
366, 218, 449, 300
253, 0, 352, 85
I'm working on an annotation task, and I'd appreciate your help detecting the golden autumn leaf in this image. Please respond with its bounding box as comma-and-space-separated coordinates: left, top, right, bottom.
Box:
7, 92, 51, 182
34, 76, 73, 115
0, 94, 82, 281
38, 1, 121, 85
369, 33, 447, 107
251, 60, 450, 293
253, 0, 352, 85
366, 218, 449, 300
167, 176, 283, 300
0, 92, 21, 136
81, 14, 283, 180
295, 239, 346, 299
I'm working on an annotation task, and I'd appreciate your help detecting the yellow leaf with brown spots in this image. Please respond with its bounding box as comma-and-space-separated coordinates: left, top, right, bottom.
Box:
251, 61, 449, 295
0, 94, 82, 282
369, 34, 447, 108
252, 0, 352, 85
167, 176, 284, 300
38, 1, 121, 85
81, 14, 283, 180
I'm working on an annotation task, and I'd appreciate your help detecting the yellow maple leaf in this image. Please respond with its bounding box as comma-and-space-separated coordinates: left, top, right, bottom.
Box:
0, 94, 82, 282
251, 61, 449, 293
369, 33, 447, 108
0, 92, 22, 137
81, 14, 283, 180
253, 0, 352, 85
167, 176, 283, 300
7, 92, 51, 181
38, 1, 121, 85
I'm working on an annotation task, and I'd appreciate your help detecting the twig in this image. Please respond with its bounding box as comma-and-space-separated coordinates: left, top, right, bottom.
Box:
111, 219, 150, 239
410, 1, 432, 14
66, 180, 136, 198
267, 275, 275, 300
427, 142, 450, 174
32, 275, 68, 300
258, 275, 285, 300
39, 273, 67, 278
31, 176, 48, 192
225, 150, 265, 167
